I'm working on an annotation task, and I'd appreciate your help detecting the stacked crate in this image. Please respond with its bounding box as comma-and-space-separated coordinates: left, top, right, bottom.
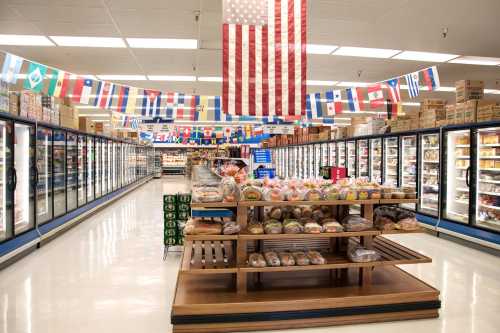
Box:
163, 193, 191, 248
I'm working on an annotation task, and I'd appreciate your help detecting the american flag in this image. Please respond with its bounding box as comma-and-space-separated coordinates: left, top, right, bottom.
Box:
222, 0, 307, 117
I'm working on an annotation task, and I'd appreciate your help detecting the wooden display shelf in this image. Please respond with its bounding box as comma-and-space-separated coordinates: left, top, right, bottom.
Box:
191, 202, 238, 208
381, 228, 425, 235
181, 240, 237, 274
379, 198, 418, 204
239, 199, 379, 207
239, 229, 381, 240
185, 234, 239, 241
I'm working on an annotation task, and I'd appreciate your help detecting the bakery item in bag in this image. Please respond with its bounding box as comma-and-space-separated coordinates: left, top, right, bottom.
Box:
278, 252, 296, 266
248, 253, 267, 267
264, 251, 281, 267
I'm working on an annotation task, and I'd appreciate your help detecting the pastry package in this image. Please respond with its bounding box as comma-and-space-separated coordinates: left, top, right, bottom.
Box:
222, 221, 241, 235
358, 190, 369, 200
339, 188, 358, 200
264, 251, 281, 267
220, 177, 240, 202
248, 253, 267, 267
391, 191, 406, 199
241, 185, 263, 201
283, 219, 303, 234
247, 223, 264, 234
285, 188, 305, 201
192, 185, 223, 203
264, 219, 283, 234
321, 219, 344, 233
267, 207, 283, 220
307, 250, 327, 265
375, 215, 397, 231
341, 215, 373, 231
278, 252, 296, 266
263, 188, 285, 201
292, 251, 310, 266
348, 246, 380, 263
304, 221, 323, 234
397, 217, 419, 231
323, 187, 339, 200
304, 189, 323, 201
184, 218, 222, 235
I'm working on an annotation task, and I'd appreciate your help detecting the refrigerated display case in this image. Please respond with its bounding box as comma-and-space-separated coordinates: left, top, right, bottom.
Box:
337, 141, 346, 168
66, 132, 78, 212
347, 140, 356, 177
36, 127, 52, 224
77, 135, 86, 207
357, 139, 369, 178
384, 137, 399, 186
321, 143, 329, 167
444, 129, 470, 224
370, 138, 382, 184
102, 140, 108, 195
419, 133, 440, 216
284, 147, 289, 178
95, 139, 101, 198
329, 142, 336, 167
401, 135, 417, 210
87, 137, 94, 202
475, 127, 500, 232
314, 144, 321, 177
298, 146, 303, 178
0, 120, 12, 242
309, 145, 315, 178
53, 130, 66, 217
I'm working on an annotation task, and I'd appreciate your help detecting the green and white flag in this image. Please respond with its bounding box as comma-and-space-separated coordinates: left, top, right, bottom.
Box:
23, 62, 47, 92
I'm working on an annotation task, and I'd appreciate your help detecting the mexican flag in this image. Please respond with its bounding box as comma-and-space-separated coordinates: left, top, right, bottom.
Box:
47, 69, 70, 97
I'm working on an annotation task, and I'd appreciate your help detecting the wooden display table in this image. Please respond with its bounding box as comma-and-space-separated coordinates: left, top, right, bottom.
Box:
172, 198, 439, 332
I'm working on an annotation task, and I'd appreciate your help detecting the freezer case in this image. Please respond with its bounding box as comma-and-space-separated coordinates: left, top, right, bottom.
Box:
347, 140, 356, 177
357, 139, 369, 178
321, 143, 329, 167
419, 133, 440, 216
314, 144, 321, 177
337, 141, 346, 168
475, 127, 500, 232
443, 129, 470, 224
370, 138, 382, 184
400, 135, 417, 210
53, 130, 66, 217
384, 137, 399, 186
36, 127, 53, 224
329, 142, 336, 167
0, 120, 12, 242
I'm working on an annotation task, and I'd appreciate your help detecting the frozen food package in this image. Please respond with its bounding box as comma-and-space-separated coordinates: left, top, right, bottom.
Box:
397, 217, 419, 231
263, 188, 285, 201
322, 220, 344, 233
222, 221, 241, 235
192, 186, 223, 203
292, 251, 310, 266
307, 250, 327, 265
241, 185, 263, 201
248, 253, 267, 267
268, 207, 283, 220
347, 246, 380, 263
304, 189, 323, 201
247, 223, 264, 234
285, 188, 305, 201
341, 215, 373, 231
220, 177, 240, 202
264, 251, 281, 267
264, 220, 283, 234
278, 252, 296, 266
304, 222, 323, 234
283, 219, 303, 234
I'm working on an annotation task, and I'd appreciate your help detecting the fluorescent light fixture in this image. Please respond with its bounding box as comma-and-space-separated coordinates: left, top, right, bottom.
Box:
50, 36, 126, 48
436, 86, 455, 92
148, 75, 196, 81
0, 34, 54, 46
198, 76, 223, 82
485, 89, 500, 95
449, 56, 500, 66
126, 38, 197, 49
306, 80, 337, 86
333, 46, 401, 59
402, 102, 421, 106
337, 82, 370, 87
306, 44, 338, 55
97, 74, 147, 81
393, 51, 459, 62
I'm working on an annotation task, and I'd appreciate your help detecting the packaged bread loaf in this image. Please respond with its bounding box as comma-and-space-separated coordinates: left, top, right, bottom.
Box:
222, 221, 241, 235
322, 219, 344, 233
264, 251, 281, 267
248, 253, 266, 267
264, 219, 283, 234
268, 207, 283, 220
220, 177, 240, 202
341, 215, 373, 231
397, 217, 419, 231
278, 252, 296, 266
304, 189, 323, 201
304, 221, 323, 234
311, 208, 325, 222
241, 185, 263, 201
348, 246, 380, 263
292, 251, 310, 266
283, 219, 303, 234
263, 188, 285, 201
192, 186, 223, 203
247, 223, 264, 234
285, 188, 305, 201
183, 218, 222, 235
307, 250, 327, 265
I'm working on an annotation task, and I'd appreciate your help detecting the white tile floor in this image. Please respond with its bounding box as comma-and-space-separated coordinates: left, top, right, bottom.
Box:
1, 176, 499, 333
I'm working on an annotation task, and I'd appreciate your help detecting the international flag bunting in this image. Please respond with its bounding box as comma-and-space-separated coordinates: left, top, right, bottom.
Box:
1, 53, 23, 84
165, 92, 185, 118
131, 118, 139, 129
142, 89, 161, 117
122, 115, 131, 127
423, 66, 440, 91
176, 94, 197, 120
203, 127, 213, 139
72, 77, 93, 104
105, 83, 116, 109
367, 84, 384, 108
47, 69, 70, 98
322, 117, 334, 124
222, 0, 307, 117
125, 87, 138, 114
346, 87, 363, 112
405, 71, 420, 98
116, 86, 130, 113
306, 93, 322, 119
325, 90, 342, 115
385, 78, 401, 103
386, 99, 402, 119
94, 81, 111, 108
23, 62, 47, 92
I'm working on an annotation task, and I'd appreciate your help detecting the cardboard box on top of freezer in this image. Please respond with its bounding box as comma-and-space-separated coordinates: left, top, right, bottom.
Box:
79, 117, 95, 133
421, 98, 447, 107
477, 101, 500, 122
454, 103, 465, 125
463, 100, 477, 123
455, 80, 484, 103
446, 104, 456, 125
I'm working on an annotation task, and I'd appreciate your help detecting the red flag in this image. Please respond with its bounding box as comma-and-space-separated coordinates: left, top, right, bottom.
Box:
72, 77, 84, 103
367, 84, 384, 109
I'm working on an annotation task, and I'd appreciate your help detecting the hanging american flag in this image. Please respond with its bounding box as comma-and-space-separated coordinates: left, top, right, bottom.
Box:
222, 0, 307, 117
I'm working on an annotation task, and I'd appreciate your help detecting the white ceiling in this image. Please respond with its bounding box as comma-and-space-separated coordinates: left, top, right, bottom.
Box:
1, 0, 500, 104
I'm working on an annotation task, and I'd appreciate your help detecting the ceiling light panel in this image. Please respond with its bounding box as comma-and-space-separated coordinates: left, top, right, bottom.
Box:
449, 56, 500, 66
126, 38, 198, 49
393, 51, 459, 62
333, 46, 401, 59
0, 34, 54, 46
148, 75, 196, 81
306, 80, 337, 86
306, 44, 338, 54
198, 76, 223, 82
97, 75, 147, 81
50, 36, 126, 48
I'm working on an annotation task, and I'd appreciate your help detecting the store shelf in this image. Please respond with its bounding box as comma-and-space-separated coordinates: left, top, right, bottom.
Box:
456, 145, 470, 148
479, 179, 500, 184
481, 168, 500, 172
379, 198, 418, 204
479, 203, 500, 210
456, 199, 469, 205
456, 156, 470, 159
456, 188, 469, 192
191, 202, 238, 208
239, 229, 381, 240
423, 160, 439, 163
421, 206, 438, 211
448, 211, 468, 218
479, 191, 500, 196
423, 146, 439, 150
185, 235, 239, 241
480, 144, 500, 147
181, 240, 237, 275
239, 199, 380, 207
479, 156, 500, 159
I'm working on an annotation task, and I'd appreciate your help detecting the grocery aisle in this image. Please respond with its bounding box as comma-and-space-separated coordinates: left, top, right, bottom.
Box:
1, 176, 500, 333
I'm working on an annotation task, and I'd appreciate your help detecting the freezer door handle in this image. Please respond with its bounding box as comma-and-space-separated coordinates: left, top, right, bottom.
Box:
12, 167, 17, 191
465, 166, 470, 187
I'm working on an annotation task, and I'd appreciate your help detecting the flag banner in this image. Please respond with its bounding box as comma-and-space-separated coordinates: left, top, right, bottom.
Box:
346, 87, 363, 112
306, 92, 322, 119
322, 117, 334, 124
94, 81, 111, 108
196, 95, 211, 121
423, 66, 440, 91
367, 84, 384, 108
131, 117, 139, 129
72, 77, 93, 104
47, 69, 70, 98
125, 87, 138, 114
325, 90, 342, 115
385, 78, 401, 103
142, 89, 161, 117
165, 92, 189, 118
1, 53, 23, 84
386, 99, 402, 119
405, 71, 420, 98
105, 83, 116, 109
222, 0, 307, 117
23, 62, 47, 92
122, 115, 131, 127
116, 85, 129, 113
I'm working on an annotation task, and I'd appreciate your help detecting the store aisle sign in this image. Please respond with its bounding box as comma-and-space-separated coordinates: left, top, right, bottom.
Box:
253, 149, 272, 164
263, 125, 295, 135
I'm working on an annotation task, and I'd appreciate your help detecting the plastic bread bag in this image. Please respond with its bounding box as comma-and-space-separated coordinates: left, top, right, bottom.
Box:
192, 220, 223, 235
341, 215, 373, 231
183, 219, 196, 235
285, 188, 305, 201
304, 221, 323, 234
278, 252, 296, 266
396, 217, 419, 231
248, 253, 267, 267
263, 187, 285, 201
222, 221, 241, 235
241, 185, 263, 201
292, 251, 310, 266
192, 186, 223, 203
220, 177, 240, 202
247, 223, 264, 234
322, 219, 344, 233
283, 219, 303, 234
264, 219, 283, 234
303, 189, 323, 201
323, 187, 340, 200
347, 246, 380, 263
264, 251, 281, 267
306, 250, 327, 265
375, 216, 397, 231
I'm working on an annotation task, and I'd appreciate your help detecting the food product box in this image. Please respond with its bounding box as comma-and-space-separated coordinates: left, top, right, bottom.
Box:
454, 103, 465, 124
477, 101, 500, 122
446, 104, 456, 125
0, 81, 8, 113
8, 92, 19, 115
463, 100, 477, 123
79, 117, 95, 133
455, 80, 484, 103
422, 98, 447, 107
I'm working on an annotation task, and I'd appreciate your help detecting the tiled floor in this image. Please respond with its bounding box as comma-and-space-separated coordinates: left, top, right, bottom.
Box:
1, 176, 499, 333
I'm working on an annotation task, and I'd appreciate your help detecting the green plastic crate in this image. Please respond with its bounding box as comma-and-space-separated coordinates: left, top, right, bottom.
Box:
177, 202, 190, 212
163, 202, 177, 212
176, 194, 191, 204
163, 195, 176, 203
177, 210, 190, 220
164, 211, 176, 220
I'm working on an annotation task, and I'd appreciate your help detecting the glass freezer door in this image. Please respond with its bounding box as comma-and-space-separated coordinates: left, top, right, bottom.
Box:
401, 135, 417, 210
384, 137, 399, 186
419, 133, 440, 216
310, 145, 315, 178
87, 137, 94, 202
475, 127, 500, 231
329, 142, 336, 166
95, 139, 101, 198
321, 143, 329, 167
347, 141, 356, 177
370, 138, 382, 184
337, 142, 346, 167
444, 130, 470, 224
67, 133, 78, 212
36, 127, 53, 224
314, 144, 321, 177
0, 121, 13, 242
77, 135, 86, 207
102, 140, 108, 195
53, 130, 66, 217
357, 140, 369, 178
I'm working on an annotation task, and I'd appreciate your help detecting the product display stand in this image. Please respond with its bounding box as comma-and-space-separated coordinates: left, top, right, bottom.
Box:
172, 198, 440, 333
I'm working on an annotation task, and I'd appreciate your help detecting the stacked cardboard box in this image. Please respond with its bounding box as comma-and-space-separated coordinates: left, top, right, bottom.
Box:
456, 80, 484, 103
477, 101, 500, 122
463, 100, 478, 123
19, 91, 38, 120
79, 117, 95, 133
445, 104, 456, 125
59, 104, 78, 129
8, 92, 19, 116
0, 81, 8, 113
419, 99, 447, 128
